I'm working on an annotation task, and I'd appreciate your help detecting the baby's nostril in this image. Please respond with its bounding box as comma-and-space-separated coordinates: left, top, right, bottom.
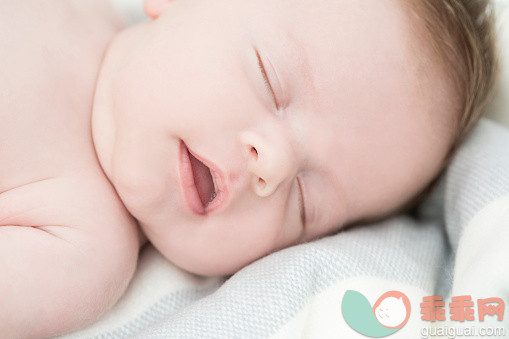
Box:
250, 146, 258, 160
258, 177, 266, 188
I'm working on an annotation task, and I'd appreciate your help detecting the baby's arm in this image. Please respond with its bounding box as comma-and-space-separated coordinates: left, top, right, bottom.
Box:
0, 174, 140, 338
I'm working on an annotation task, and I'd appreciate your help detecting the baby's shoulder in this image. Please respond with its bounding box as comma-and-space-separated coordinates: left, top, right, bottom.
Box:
0, 0, 123, 92
0, 2, 133, 236
0, 1, 126, 189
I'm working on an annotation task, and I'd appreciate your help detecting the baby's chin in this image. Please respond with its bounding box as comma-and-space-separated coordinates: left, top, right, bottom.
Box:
155, 242, 255, 277
138, 223, 253, 277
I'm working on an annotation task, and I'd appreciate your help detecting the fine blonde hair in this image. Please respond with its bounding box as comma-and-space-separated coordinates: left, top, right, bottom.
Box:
397, 0, 499, 216
409, 0, 499, 152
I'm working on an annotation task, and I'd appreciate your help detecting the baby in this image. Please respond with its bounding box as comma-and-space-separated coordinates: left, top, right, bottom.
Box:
0, 0, 497, 337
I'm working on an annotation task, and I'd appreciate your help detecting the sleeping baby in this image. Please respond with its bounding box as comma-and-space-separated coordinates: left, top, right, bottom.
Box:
0, 0, 498, 337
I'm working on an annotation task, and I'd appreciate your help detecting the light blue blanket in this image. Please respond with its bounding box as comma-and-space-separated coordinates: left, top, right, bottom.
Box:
63, 119, 509, 338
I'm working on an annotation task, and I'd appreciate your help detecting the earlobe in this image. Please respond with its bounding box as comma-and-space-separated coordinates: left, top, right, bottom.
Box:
144, 0, 173, 19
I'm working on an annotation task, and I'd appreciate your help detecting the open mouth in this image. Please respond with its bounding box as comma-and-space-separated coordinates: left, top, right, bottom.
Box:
189, 148, 216, 207
178, 141, 226, 215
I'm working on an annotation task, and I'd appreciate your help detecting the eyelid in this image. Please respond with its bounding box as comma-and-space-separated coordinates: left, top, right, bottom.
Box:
296, 177, 306, 228
255, 49, 281, 111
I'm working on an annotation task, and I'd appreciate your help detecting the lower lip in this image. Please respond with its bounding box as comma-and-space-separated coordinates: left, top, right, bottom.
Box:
178, 141, 206, 215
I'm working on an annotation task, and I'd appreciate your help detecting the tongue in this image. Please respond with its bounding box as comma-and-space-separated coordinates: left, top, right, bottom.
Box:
188, 151, 215, 207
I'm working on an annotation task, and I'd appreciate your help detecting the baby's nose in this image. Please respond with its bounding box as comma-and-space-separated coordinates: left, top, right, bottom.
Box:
239, 130, 297, 197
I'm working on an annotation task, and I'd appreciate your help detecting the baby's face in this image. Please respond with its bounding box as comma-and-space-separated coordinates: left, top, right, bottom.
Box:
92, 0, 455, 275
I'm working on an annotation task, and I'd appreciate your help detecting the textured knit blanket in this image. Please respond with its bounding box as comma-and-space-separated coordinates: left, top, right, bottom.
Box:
61, 118, 509, 338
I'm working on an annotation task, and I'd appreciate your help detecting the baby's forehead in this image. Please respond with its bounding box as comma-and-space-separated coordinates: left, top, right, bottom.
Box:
279, 0, 422, 87
279, 0, 456, 132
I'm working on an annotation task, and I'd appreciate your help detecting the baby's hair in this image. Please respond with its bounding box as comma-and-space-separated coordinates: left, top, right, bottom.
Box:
408, 0, 499, 152
411, 0, 498, 200
357, 0, 499, 225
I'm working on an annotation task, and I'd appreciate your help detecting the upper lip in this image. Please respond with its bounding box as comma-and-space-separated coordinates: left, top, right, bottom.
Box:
178, 140, 229, 215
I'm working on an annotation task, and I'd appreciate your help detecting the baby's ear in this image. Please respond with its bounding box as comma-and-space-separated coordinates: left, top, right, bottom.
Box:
144, 0, 173, 19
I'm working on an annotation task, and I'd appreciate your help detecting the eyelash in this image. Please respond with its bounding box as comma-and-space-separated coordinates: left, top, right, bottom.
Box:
255, 50, 279, 110
296, 177, 307, 227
